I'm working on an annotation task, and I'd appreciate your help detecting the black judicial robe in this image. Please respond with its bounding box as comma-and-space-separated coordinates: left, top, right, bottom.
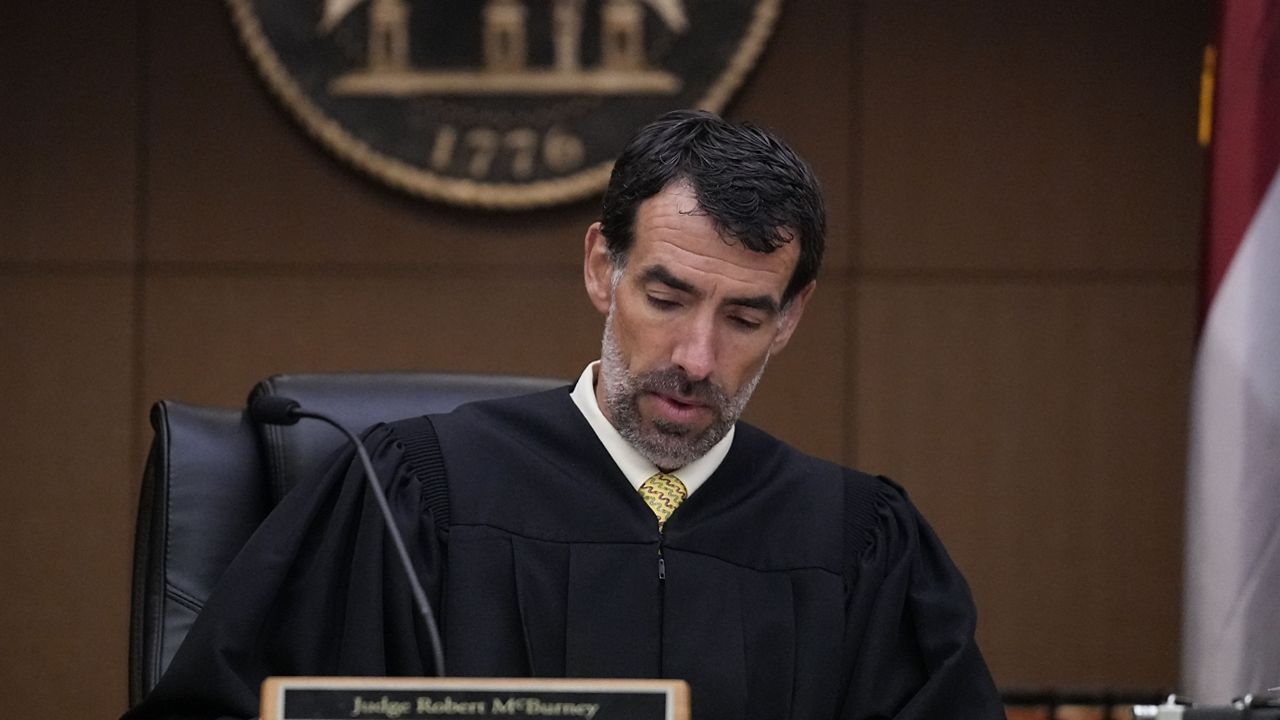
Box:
126, 387, 1003, 720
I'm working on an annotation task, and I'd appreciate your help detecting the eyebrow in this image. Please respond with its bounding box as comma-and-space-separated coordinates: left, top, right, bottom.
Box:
639, 264, 781, 316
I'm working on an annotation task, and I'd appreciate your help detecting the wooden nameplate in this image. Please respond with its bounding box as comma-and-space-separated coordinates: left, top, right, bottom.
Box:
261, 677, 690, 720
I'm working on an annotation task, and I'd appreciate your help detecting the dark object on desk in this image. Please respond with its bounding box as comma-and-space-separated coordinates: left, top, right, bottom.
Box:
1002, 687, 1170, 719
1133, 692, 1280, 719
1139, 707, 1280, 718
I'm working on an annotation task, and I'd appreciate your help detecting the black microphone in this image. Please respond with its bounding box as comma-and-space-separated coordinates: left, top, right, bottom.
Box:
249, 395, 302, 426
249, 395, 447, 676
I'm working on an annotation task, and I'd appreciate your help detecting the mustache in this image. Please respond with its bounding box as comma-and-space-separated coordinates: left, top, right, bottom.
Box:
635, 367, 728, 408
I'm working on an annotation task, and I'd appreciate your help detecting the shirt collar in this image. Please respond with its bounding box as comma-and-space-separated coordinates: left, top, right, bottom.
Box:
569, 361, 733, 496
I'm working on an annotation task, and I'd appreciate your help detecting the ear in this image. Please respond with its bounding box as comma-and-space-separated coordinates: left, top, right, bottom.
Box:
583, 222, 615, 316
770, 281, 816, 354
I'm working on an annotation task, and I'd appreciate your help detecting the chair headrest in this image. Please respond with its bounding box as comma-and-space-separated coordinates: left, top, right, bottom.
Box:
248, 372, 566, 500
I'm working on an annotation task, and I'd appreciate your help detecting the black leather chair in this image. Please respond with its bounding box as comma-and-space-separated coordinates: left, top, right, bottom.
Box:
128, 372, 565, 706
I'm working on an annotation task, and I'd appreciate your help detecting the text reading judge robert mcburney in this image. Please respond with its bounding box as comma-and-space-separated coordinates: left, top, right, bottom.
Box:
350, 694, 602, 719
124, 110, 1005, 720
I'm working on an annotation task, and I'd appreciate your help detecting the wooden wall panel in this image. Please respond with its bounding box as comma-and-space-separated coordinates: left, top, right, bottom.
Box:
733, 1, 857, 272
741, 277, 850, 462
850, 280, 1195, 687
0, 276, 135, 712
142, 270, 600, 408
0, 2, 137, 263
857, 0, 1207, 273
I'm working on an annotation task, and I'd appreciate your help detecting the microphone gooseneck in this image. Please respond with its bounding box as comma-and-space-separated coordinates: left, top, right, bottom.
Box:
250, 395, 447, 676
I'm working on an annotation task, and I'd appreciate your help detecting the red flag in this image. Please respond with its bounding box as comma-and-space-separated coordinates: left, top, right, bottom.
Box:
1182, 0, 1280, 703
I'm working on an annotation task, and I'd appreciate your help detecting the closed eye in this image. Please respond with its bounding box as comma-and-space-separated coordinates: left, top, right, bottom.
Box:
647, 295, 681, 310
728, 314, 764, 331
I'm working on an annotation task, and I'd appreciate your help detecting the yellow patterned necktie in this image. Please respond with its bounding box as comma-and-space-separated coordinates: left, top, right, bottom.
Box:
638, 472, 688, 531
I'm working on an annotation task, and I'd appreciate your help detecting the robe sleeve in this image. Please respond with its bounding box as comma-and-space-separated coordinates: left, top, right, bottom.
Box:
122, 419, 447, 720
839, 476, 1005, 719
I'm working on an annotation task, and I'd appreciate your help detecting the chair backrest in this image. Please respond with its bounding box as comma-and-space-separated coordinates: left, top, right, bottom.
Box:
127, 372, 565, 705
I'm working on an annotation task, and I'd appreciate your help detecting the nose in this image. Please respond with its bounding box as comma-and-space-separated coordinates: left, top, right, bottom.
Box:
671, 316, 716, 382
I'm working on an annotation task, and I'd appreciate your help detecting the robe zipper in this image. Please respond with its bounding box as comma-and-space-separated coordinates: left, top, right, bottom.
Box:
656, 539, 666, 675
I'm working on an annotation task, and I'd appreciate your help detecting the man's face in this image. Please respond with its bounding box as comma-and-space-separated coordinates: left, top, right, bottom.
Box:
583, 182, 815, 469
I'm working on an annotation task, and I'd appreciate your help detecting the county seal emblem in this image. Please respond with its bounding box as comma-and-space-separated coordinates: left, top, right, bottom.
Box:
227, 0, 784, 208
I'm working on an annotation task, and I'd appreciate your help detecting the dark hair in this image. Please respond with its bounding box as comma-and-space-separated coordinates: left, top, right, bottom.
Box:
600, 110, 826, 306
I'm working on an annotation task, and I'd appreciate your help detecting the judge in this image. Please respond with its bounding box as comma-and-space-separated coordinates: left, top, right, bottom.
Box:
124, 110, 1004, 719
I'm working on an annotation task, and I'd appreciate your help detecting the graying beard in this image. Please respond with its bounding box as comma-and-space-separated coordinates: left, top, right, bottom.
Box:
599, 307, 768, 470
